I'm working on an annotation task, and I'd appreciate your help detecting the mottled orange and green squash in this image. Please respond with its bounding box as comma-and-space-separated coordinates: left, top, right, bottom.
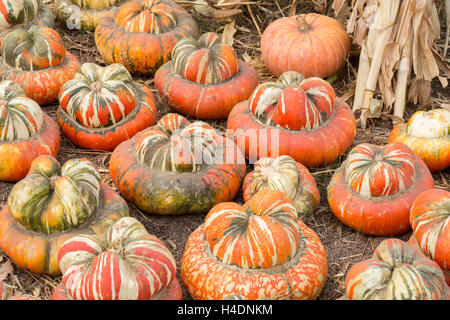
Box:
0, 25, 80, 105
345, 239, 448, 300
0, 80, 59, 182
227, 71, 356, 167
389, 108, 450, 172
242, 155, 319, 219
109, 113, 246, 215
410, 188, 450, 285
155, 32, 258, 119
261, 13, 350, 78
327, 142, 435, 236
0, 155, 129, 275
181, 189, 327, 300
95, 0, 199, 75
57, 63, 157, 151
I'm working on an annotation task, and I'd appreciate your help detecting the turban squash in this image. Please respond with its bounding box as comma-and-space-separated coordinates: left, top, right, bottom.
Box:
0, 155, 129, 276
409, 188, 450, 285
154, 32, 258, 119
0, 25, 80, 105
0, 0, 54, 45
327, 142, 434, 236
181, 189, 328, 300
55, 0, 130, 31
242, 155, 320, 219
227, 71, 356, 167
345, 239, 449, 300
389, 108, 450, 172
57, 62, 157, 151
52, 217, 181, 300
0, 80, 59, 182
109, 113, 246, 215
261, 13, 350, 78
95, 0, 199, 75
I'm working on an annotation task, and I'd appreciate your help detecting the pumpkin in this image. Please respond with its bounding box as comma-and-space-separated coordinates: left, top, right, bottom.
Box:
345, 239, 448, 300
261, 13, 350, 78
181, 189, 327, 300
328, 142, 434, 236
389, 108, 450, 172
0, 155, 129, 275
154, 32, 258, 119
55, 0, 130, 31
95, 0, 199, 75
242, 155, 320, 219
57, 63, 157, 151
0, 25, 80, 105
51, 217, 181, 300
410, 188, 450, 285
0, 0, 54, 45
0, 80, 59, 182
109, 113, 246, 215
227, 71, 356, 167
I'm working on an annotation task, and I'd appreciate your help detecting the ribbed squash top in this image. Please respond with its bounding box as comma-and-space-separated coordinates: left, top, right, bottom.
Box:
0, 0, 43, 27
7, 156, 101, 234
204, 190, 300, 269
116, 0, 177, 34
172, 32, 239, 84
1, 25, 65, 71
70, 0, 121, 9
249, 71, 336, 130
136, 113, 220, 173
406, 108, 450, 139
0, 80, 43, 141
58, 63, 138, 128
344, 142, 416, 197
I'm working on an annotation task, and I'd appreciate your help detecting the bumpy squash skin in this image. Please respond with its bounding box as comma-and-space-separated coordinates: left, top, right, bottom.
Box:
327, 153, 434, 236
155, 59, 258, 120
57, 82, 156, 151
0, 184, 129, 275
0, 113, 60, 182
227, 99, 356, 168
109, 121, 246, 215
94, 2, 199, 75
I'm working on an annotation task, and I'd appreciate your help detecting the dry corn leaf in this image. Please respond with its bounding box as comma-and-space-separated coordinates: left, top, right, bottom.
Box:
0, 260, 13, 282
222, 20, 237, 46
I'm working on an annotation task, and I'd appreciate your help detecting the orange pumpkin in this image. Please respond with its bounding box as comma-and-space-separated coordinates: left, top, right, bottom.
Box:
227, 71, 356, 167
57, 63, 157, 151
410, 188, 450, 285
261, 13, 350, 78
242, 155, 320, 219
0, 25, 80, 105
328, 142, 435, 236
95, 0, 199, 75
181, 189, 328, 300
0, 80, 59, 182
109, 113, 246, 215
345, 239, 449, 300
154, 32, 258, 119
389, 108, 450, 172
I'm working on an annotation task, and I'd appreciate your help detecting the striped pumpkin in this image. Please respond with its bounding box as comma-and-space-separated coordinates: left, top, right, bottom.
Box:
242, 155, 320, 219
345, 239, 448, 300
227, 71, 356, 167
410, 188, 450, 285
109, 113, 246, 215
389, 108, 450, 172
95, 0, 199, 75
328, 142, 435, 236
155, 32, 258, 119
0, 155, 129, 275
54, 217, 181, 300
57, 63, 157, 151
0, 80, 59, 182
181, 189, 327, 300
55, 0, 128, 31
0, 25, 80, 105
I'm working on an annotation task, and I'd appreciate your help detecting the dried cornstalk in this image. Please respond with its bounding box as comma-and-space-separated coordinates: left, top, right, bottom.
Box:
174, 0, 253, 19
